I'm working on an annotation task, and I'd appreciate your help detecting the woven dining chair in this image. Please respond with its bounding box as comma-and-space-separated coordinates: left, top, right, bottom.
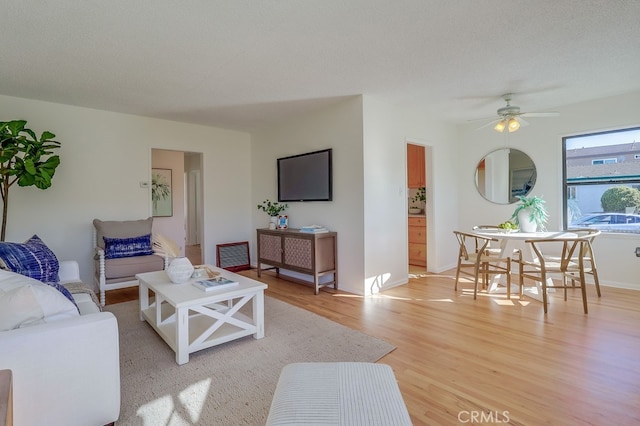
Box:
516, 237, 597, 314
567, 228, 602, 297
453, 231, 514, 300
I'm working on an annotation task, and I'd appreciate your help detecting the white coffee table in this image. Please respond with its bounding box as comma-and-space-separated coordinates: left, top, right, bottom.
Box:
136, 266, 267, 365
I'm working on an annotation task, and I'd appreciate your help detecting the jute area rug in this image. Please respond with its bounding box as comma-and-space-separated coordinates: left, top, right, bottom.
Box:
105, 296, 396, 425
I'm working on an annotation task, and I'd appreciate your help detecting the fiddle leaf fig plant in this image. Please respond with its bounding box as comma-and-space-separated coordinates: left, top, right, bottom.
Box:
0, 120, 61, 241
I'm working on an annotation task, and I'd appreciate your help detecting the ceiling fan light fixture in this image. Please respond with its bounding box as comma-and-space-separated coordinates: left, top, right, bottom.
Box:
494, 120, 506, 132
507, 117, 520, 132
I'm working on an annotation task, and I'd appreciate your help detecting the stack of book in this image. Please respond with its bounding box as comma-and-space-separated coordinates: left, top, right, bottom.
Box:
300, 225, 329, 233
192, 276, 239, 291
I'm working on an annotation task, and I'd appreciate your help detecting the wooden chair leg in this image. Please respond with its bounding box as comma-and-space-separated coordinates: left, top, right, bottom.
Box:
541, 273, 549, 314
518, 261, 524, 300
580, 270, 589, 314
473, 263, 481, 300
592, 267, 602, 298
454, 259, 462, 291
506, 261, 511, 300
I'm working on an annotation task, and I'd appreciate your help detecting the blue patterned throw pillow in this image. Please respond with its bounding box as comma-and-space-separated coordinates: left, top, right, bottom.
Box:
103, 234, 154, 259
0, 234, 60, 283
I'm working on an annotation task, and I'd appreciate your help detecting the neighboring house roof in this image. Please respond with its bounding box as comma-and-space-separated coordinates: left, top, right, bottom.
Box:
567, 142, 640, 180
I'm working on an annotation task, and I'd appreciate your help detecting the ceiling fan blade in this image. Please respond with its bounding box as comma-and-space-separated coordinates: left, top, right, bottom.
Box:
467, 115, 499, 123
516, 116, 530, 127
521, 111, 559, 117
476, 118, 502, 130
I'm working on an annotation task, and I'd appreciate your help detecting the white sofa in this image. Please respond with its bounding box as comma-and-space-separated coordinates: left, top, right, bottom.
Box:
0, 261, 120, 426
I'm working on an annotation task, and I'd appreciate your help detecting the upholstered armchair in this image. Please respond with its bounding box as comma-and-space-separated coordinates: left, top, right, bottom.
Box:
93, 217, 168, 306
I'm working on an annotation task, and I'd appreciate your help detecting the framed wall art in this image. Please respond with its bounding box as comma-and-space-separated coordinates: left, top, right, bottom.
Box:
152, 168, 173, 217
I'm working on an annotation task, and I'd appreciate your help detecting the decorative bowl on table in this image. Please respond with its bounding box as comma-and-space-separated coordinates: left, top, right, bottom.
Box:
500, 228, 518, 234
408, 207, 422, 214
497, 222, 519, 233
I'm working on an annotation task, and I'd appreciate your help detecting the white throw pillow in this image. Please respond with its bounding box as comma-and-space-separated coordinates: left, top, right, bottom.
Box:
0, 269, 80, 331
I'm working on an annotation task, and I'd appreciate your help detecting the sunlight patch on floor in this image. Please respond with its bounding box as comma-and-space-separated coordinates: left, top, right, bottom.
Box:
460, 288, 532, 306
178, 378, 211, 423
409, 273, 429, 279
136, 378, 210, 425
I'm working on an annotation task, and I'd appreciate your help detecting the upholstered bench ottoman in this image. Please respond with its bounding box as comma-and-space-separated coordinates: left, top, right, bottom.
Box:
266, 362, 412, 426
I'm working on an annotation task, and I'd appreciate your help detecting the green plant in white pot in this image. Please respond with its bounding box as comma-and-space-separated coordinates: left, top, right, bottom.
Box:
257, 199, 288, 228
511, 195, 548, 232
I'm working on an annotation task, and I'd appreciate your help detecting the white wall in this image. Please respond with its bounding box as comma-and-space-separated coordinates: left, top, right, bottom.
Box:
457, 90, 640, 289
251, 95, 459, 295
0, 94, 252, 288
362, 96, 460, 295
251, 96, 365, 294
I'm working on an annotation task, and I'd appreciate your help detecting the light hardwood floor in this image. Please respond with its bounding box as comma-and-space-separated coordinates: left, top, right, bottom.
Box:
107, 267, 640, 425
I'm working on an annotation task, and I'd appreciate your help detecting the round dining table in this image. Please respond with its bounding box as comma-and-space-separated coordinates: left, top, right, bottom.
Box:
470, 229, 577, 301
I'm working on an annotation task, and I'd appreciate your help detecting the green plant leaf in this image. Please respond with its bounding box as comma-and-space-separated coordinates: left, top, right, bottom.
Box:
6, 120, 26, 136
23, 158, 36, 175
40, 131, 56, 141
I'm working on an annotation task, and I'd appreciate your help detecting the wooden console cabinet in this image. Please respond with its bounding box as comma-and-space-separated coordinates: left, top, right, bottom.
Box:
257, 228, 338, 294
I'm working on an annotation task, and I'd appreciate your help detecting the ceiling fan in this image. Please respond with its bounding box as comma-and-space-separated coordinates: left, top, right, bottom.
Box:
475, 93, 559, 133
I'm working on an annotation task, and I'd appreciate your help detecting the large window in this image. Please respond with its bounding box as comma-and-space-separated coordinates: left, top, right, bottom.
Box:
564, 127, 640, 234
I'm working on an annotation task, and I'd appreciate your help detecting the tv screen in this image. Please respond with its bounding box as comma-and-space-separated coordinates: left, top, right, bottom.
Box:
278, 149, 332, 202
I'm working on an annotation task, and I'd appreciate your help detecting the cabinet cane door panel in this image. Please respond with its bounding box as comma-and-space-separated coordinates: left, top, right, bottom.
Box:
283, 237, 313, 270
259, 233, 282, 264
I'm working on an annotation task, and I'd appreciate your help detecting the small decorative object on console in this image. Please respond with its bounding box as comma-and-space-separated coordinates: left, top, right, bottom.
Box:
278, 215, 288, 229
192, 276, 239, 291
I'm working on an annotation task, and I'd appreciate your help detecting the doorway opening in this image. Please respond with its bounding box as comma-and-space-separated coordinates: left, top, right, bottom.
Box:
151, 149, 204, 265
407, 141, 432, 278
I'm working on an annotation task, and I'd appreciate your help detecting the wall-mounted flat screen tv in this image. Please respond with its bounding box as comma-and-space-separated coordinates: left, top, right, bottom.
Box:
278, 149, 332, 202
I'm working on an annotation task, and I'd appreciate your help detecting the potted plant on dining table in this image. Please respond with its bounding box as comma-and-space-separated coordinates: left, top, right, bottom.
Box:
511, 195, 549, 232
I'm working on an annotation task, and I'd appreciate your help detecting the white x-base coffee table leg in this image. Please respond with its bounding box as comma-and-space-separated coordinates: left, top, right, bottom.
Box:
175, 291, 265, 365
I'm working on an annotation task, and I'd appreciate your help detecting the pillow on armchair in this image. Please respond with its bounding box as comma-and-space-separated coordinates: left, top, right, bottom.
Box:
93, 217, 153, 250
103, 234, 154, 259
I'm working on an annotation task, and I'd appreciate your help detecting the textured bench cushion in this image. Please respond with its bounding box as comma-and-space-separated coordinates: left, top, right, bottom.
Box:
266, 362, 411, 426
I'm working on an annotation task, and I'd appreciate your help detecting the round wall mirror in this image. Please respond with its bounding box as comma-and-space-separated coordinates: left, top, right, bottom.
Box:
475, 148, 537, 204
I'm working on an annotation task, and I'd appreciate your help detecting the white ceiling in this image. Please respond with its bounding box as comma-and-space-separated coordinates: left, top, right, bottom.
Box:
2, 1, 640, 132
